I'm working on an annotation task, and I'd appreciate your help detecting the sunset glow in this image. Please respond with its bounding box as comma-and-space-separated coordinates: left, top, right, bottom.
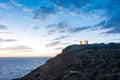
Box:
0, 0, 120, 57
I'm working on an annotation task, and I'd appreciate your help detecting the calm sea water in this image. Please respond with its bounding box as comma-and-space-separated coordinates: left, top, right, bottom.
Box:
0, 57, 51, 80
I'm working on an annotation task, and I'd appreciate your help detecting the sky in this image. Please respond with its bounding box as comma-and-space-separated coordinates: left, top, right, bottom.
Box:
0, 0, 120, 57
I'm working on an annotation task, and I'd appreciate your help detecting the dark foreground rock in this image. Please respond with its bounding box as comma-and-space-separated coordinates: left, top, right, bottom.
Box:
14, 43, 120, 80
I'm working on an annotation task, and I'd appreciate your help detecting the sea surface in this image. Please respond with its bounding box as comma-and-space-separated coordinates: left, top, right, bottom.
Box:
0, 57, 51, 80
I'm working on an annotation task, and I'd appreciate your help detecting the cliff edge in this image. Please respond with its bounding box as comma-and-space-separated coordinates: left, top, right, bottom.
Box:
15, 43, 120, 80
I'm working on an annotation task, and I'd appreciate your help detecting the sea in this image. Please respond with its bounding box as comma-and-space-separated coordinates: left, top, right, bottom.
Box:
0, 57, 51, 80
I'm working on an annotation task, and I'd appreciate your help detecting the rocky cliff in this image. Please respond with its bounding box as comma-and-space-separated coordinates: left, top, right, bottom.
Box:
15, 43, 120, 80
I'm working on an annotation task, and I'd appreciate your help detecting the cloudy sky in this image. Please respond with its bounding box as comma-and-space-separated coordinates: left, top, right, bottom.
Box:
0, 0, 120, 57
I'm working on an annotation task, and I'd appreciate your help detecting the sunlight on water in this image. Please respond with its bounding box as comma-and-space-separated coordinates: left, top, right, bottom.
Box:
0, 57, 50, 80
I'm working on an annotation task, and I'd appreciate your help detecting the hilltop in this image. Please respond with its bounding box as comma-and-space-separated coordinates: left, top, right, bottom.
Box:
15, 43, 120, 80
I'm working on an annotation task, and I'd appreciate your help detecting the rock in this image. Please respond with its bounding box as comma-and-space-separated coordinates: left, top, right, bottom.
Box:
14, 43, 120, 80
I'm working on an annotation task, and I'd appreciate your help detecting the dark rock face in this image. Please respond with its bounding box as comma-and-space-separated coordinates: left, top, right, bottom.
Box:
15, 43, 120, 80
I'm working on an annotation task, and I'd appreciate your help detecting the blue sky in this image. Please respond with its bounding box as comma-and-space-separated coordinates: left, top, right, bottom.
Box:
0, 0, 120, 57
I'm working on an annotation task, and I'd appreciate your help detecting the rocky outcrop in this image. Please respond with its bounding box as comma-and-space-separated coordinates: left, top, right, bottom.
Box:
15, 43, 120, 80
